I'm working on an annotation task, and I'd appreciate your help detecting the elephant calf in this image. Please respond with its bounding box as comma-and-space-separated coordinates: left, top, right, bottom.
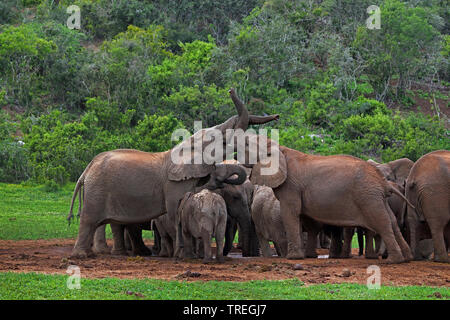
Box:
178, 189, 227, 263
251, 185, 287, 257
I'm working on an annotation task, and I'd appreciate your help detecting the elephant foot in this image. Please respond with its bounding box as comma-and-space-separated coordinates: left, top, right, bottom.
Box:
385, 253, 405, 264
433, 255, 449, 263
92, 245, 111, 254
202, 257, 213, 264
286, 250, 305, 260
305, 251, 318, 258
111, 248, 128, 256
132, 246, 153, 257
158, 249, 169, 257
70, 248, 96, 259
364, 253, 379, 259
340, 253, 352, 259
215, 256, 225, 263
403, 250, 413, 262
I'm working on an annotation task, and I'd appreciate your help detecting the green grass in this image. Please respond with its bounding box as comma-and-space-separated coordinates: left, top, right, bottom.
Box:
0, 182, 154, 240
0, 272, 448, 300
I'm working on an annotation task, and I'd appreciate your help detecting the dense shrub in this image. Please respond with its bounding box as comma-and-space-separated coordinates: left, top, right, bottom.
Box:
0, 0, 448, 185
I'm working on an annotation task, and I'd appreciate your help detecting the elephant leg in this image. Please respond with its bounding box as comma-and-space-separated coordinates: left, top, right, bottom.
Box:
365, 230, 378, 259
223, 216, 237, 256
152, 224, 162, 255
126, 225, 152, 256
257, 234, 272, 257
124, 228, 132, 251
341, 227, 354, 258
357, 227, 364, 256
305, 230, 318, 258
276, 188, 304, 260
111, 224, 127, 255
278, 239, 288, 257
215, 222, 226, 263
248, 221, 260, 257
328, 229, 343, 258
182, 229, 195, 260
201, 230, 213, 264
195, 238, 204, 258
93, 224, 110, 254
158, 236, 170, 257
429, 220, 449, 262
386, 204, 413, 261
363, 204, 405, 264
71, 214, 97, 258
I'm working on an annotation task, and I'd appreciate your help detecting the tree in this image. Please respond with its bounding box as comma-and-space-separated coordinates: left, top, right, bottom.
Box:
354, 0, 442, 100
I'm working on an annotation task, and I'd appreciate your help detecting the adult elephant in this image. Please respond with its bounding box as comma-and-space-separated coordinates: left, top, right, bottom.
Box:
91, 164, 249, 257
67, 89, 279, 258
405, 150, 449, 262
340, 158, 414, 259
244, 137, 414, 263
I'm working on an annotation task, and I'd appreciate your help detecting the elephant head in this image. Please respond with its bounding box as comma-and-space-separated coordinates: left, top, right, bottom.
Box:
367, 158, 414, 186
203, 163, 247, 190
204, 90, 289, 190
167, 88, 279, 185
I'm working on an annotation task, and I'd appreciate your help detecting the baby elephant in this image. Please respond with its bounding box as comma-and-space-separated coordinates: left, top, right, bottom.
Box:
251, 185, 288, 257
178, 189, 227, 263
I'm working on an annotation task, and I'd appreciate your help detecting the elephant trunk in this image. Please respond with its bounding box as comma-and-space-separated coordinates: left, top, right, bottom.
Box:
236, 214, 251, 256
216, 163, 247, 186
248, 114, 280, 125
229, 88, 249, 131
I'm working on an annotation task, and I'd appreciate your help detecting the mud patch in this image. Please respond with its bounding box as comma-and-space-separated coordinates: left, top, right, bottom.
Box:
0, 239, 448, 286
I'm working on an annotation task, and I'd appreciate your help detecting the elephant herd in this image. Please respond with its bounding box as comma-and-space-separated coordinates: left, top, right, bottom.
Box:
68, 89, 449, 264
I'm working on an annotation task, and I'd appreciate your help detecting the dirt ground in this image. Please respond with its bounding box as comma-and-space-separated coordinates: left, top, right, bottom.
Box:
0, 239, 448, 287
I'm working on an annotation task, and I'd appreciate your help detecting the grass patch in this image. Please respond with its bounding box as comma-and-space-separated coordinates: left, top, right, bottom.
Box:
0, 183, 154, 240
0, 272, 448, 300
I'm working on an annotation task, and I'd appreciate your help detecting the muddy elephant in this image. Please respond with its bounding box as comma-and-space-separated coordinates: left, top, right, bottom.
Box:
67, 88, 279, 258
340, 158, 414, 259
244, 138, 414, 263
251, 185, 287, 257
178, 189, 227, 263
405, 150, 449, 262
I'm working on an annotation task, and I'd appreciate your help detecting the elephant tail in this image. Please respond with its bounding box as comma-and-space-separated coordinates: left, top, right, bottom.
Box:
387, 184, 415, 210
67, 167, 88, 226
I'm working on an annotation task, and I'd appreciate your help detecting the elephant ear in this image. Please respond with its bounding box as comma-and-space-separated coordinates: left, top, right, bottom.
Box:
249, 138, 287, 189
388, 158, 414, 184
168, 129, 214, 181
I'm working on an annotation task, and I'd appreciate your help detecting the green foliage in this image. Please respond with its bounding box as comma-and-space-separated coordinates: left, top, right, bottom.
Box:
0, 0, 448, 184
1, 272, 449, 300
0, 0, 22, 25
354, 0, 442, 99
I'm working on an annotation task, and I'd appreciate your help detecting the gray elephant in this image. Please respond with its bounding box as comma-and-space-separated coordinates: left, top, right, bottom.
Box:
251, 185, 287, 257
218, 179, 259, 257
67, 88, 279, 258
238, 119, 414, 263
339, 158, 414, 259
178, 189, 227, 263
90, 161, 250, 257
114, 173, 259, 258
405, 150, 449, 262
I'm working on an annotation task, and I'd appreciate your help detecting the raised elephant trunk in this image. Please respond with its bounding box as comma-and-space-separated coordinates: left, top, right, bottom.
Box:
229, 88, 249, 131
229, 88, 279, 130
